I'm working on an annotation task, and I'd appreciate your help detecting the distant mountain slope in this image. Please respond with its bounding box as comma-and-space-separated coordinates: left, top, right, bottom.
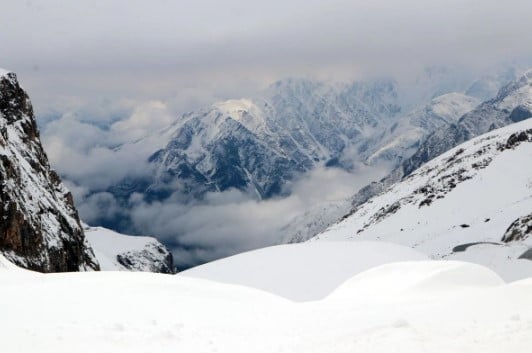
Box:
313, 119, 532, 281
366, 92, 479, 165
0, 69, 99, 272
346, 70, 532, 217
84, 225, 175, 273
144, 78, 402, 200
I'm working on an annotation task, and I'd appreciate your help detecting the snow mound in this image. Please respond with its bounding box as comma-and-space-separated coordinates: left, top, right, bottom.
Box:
181, 241, 427, 301
2, 258, 532, 353
329, 261, 504, 301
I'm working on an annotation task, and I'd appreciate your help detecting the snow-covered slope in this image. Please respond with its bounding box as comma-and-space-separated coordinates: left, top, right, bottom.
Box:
279, 93, 480, 244
181, 241, 427, 301
2, 249, 532, 353
401, 70, 532, 177
144, 78, 401, 200
0, 69, 99, 272
342, 70, 532, 233
84, 225, 175, 273
367, 93, 479, 164
313, 119, 532, 281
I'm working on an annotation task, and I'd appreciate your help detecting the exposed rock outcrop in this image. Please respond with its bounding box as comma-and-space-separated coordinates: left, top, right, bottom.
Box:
0, 70, 99, 272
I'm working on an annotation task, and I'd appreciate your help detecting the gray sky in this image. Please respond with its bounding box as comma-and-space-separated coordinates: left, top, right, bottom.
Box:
2, 0, 532, 118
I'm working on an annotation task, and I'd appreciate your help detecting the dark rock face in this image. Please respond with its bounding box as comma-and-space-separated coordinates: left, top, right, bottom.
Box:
116, 242, 175, 274
502, 213, 532, 242
0, 71, 99, 272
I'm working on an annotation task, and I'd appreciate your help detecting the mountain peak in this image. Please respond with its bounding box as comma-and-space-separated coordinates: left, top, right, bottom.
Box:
0, 68, 12, 78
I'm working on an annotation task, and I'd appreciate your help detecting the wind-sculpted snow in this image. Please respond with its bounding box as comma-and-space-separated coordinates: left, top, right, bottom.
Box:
2, 249, 532, 353
314, 119, 532, 281
181, 241, 427, 301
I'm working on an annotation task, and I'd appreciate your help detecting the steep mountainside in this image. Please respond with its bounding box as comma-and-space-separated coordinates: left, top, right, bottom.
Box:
281, 93, 479, 243
84, 225, 175, 273
110, 77, 482, 210
366, 93, 479, 164
145, 78, 402, 200
0, 69, 99, 272
346, 70, 532, 217
313, 119, 532, 281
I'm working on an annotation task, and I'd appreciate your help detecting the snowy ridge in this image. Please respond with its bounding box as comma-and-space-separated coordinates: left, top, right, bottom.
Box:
0, 67, 11, 78
313, 119, 532, 281
337, 70, 532, 243
367, 92, 479, 164
145, 78, 402, 200
84, 225, 175, 273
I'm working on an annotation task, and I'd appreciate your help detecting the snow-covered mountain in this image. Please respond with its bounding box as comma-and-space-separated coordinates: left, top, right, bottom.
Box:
366, 92, 479, 165
105, 76, 482, 241
348, 71, 532, 210
143, 78, 402, 200
402, 69, 532, 178
0, 69, 99, 272
312, 119, 532, 281
84, 225, 175, 273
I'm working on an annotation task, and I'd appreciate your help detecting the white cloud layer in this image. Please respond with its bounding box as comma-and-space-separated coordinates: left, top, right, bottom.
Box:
2, 0, 532, 116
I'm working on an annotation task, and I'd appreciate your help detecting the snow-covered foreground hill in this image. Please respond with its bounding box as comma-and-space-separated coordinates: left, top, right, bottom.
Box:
181, 241, 428, 301
314, 119, 532, 281
2, 243, 532, 353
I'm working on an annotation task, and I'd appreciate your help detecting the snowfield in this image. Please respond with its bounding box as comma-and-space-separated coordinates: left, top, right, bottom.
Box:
314, 119, 532, 281
181, 241, 428, 301
2, 243, 532, 353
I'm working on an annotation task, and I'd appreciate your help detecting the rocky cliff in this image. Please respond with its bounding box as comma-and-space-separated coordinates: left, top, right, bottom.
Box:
0, 69, 99, 272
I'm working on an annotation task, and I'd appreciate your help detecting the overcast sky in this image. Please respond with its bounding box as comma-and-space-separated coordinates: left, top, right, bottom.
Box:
2, 0, 532, 118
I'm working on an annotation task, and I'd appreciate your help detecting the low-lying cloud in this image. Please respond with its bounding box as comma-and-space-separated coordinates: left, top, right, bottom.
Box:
77, 164, 385, 269
41, 100, 173, 190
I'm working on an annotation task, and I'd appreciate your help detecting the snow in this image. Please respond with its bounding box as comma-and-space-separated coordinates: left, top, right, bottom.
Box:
1, 249, 532, 353
314, 119, 532, 281
181, 241, 428, 301
84, 225, 173, 272
0, 68, 11, 78
429, 93, 479, 120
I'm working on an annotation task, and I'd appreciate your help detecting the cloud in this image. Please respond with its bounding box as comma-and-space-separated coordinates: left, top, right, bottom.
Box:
75, 166, 386, 269
2, 0, 532, 117
40, 100, 173, 190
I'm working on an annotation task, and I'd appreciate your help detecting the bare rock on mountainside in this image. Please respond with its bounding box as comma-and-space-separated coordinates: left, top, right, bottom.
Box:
0, 69, 99, 272
84, 225, 176, 274
502, 213, 532, 243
